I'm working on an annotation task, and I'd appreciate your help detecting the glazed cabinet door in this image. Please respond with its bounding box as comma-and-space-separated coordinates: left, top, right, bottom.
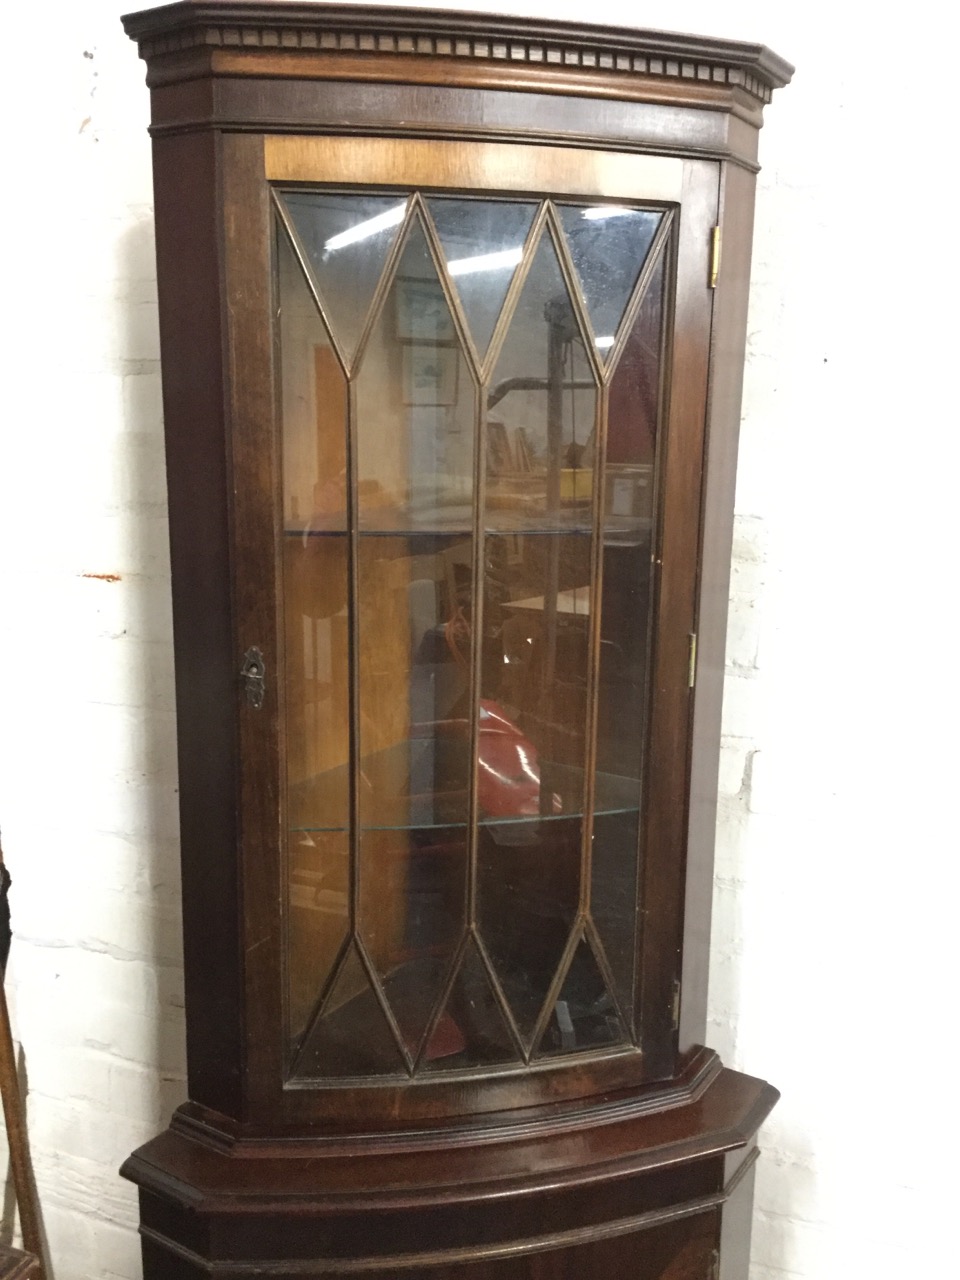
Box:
219, 136, 718, 1129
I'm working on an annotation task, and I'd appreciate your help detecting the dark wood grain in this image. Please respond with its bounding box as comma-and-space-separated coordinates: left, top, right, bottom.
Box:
147, 77, 761, 169
150, 49, 769, 127
126, 1067, 775, 1276
636, 160, 719, 1080
122, 3, 794, 98
680, 162, 759, 1056
152, 129, 244, 1117
128, 1067, 776, 1205
139, 1216, 719, 1278
218, 132, 286, 1119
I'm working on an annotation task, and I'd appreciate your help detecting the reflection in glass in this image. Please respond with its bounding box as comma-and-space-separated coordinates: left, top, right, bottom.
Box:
281, 189, 671, 1080
278, 223, 352, 1050
353, 215, 478, 1054
294, 942, 406, 1078
535, 935, 627, 1057
483, 533, 591, 802
557, 205, 662, 358
422, 938, 520, 1071
426, 198, 537, 361
356, 216, 475, 532
355, 532, 471, 1057
474, 535, 586, 1045
287, 832, 349, 1046
355, 535, 474, 828
477, 821, 581, 1048
278, 225, 348, 537
474, 226, 600, 1048
486, 229, 597, 533
281, 191, 408, 367
353, 217, 476, 1056
476, 530, 587, 1044
592, 247, 666, 1021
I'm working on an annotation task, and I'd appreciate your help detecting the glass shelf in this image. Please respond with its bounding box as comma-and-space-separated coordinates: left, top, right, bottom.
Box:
284, 522, 650, 538
291, 807, 640, 835
289, 763, 639, 833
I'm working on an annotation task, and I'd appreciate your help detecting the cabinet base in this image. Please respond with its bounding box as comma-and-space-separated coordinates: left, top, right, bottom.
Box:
123, 1058, 776, 1279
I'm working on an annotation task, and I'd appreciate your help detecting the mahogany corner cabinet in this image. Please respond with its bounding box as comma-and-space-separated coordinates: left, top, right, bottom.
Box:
120, 5, 791, 1277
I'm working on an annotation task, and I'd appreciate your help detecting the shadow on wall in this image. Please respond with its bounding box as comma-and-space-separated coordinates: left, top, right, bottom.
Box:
34, 212, 191, 1280
113, 211, 191, 1151
706, 515, 797, 1276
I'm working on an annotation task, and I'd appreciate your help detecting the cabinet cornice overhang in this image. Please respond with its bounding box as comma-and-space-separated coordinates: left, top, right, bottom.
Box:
122, 2, 794, 114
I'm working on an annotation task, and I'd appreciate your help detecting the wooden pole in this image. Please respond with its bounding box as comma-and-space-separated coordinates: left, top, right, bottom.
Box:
0, 841, 44, 1277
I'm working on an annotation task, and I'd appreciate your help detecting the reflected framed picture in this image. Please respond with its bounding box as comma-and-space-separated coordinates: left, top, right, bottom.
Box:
403, 344, 459, 406
396, 278, 456, 344
604, 463, 654, 519
487, 421, 515, 474
514, 426, 533, 472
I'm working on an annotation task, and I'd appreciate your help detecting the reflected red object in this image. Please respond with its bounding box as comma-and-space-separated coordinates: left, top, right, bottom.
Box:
418, 700, 560, 821
476, 700, 545, 818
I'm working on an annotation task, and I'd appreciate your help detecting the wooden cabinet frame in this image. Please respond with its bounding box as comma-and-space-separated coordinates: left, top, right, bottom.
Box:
121, 6, 791, 1277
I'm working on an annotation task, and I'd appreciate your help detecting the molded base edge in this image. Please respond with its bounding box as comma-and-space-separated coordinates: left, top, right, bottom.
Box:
122, 1062, 777, 1277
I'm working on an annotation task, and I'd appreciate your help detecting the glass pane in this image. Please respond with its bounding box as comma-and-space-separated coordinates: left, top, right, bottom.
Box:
474, 227, 597, 1046
354, 533, 472, 1057
278, 223, 348, 537
353, 215, 476, 1057
484, 533, 592, 807
557, 204, 662, 360
292, 943, 406, 1078
535, 935, 627, 1057
281, 191, 408, 367
476, 531, 587, 1045
288, 832, 349, 1048
422, 937, 520, 1072
485, 230, 597, 533
355, 216, 476, 532
278, 185, 669, 1082
283, 556, 351, 834
278, 223, 352, 1049
591, 248, 667, 1022
477, 823, 581, 1049
426, 197, 537, 361
375, 941, 455, 1063
356, 535, 472, 826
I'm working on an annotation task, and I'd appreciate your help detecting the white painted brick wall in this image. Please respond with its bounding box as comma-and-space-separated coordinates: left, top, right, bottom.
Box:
1, 2, 956, 1277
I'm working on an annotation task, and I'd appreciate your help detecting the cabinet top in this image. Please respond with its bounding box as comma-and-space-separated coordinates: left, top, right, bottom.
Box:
122, 2, 793, 108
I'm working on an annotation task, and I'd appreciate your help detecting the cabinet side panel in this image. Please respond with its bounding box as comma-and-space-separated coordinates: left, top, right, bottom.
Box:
719, 1152, 758, 1280
680, 162, 758, 1052
637, 160, 718, 1079
152, 130, 243, 1115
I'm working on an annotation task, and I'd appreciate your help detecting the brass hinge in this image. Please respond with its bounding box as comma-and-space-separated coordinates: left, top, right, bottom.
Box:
672, 978, 682, 1030
709, 225, 721, 289
688, 632, 698, 689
